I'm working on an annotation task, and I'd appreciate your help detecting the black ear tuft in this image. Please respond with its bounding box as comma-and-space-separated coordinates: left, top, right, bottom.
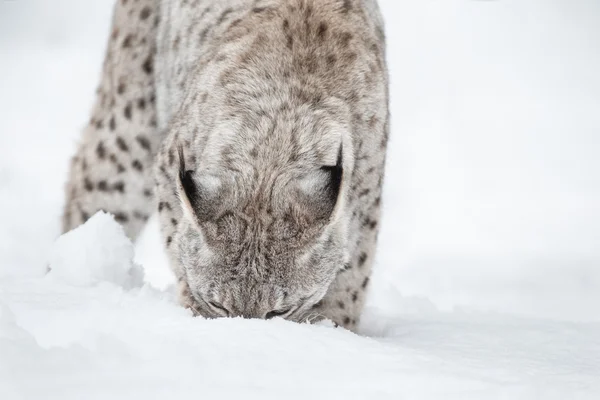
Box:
178, 146, 199, 208
320, 145, 343, 208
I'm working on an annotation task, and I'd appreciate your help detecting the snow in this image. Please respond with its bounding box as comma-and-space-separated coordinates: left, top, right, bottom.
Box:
47, 212, 143, 289
1, 0, 599, 398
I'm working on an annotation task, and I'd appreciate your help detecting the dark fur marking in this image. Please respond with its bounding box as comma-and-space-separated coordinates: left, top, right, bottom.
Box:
132, 160, 143, 171
358, 252, 367, 267
96, 142, 106, 159
122, 34, 133, 48
142, 55, 153, 75
116, 137, 129, 152
84, 178, 94, 192
113, 181, 125, 193
317, 22, 328, 40
341, 0, 352, 13
217, 8, 233, 25
361, 277, 370, 289
140, 6, 151, 20
136, 135, 151, 151
124, 103, 132, 120
114, 212, 129, 223
168, 149, 175, 166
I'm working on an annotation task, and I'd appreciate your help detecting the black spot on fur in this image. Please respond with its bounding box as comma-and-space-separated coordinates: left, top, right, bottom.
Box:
358, 252, 367, 267
114, 212, 129, 223
142, 55, 153, 75
317, 22, 328, 39
361, 277, 370, 289
358, 189, 370, 198
140, 6, 151, 20
343, 317, 351, 325
143, 188, 153, 198
352, 291, 358, 302
171, 218, 178, 226
113, 181, 125, 193
199, 28, 209, 44
137, 98, 146, 110
338, 32, 352, 47
122, 34, 133, 48
136, 135, 151, 151
158, 202, 172, 212
84, 178, 94, 191
97, 180, 108, 191
109, 116, 116, 131
217, 8, 233, 25
341, 0, 353, 13
117, 83, 126, 95
166, 236, 173, 246
96, 142, 106, 159
124, 103, 132, 120
132, 160, 143, 171
116, 137, 129, 152
337, 301, 345, 309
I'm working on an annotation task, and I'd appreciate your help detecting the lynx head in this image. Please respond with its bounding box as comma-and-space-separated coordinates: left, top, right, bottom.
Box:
172, 106, 353, 321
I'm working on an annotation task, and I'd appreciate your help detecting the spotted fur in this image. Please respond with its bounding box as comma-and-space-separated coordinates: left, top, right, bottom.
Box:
63, 0, 388, 331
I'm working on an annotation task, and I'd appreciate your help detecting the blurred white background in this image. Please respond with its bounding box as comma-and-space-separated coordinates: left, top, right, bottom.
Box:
1, 0, 599, 322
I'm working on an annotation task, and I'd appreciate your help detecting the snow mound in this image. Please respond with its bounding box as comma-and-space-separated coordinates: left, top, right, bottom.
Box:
47, 211, 143, 288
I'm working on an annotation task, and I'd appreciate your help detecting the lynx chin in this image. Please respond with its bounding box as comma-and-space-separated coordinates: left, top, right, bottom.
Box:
63, 0, 389, 331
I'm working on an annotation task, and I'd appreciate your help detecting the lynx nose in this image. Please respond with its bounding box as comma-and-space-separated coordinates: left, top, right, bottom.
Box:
207, 300, 293, 320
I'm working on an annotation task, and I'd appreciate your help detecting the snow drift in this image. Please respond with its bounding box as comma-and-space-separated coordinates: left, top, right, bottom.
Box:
1, 0, 600, 398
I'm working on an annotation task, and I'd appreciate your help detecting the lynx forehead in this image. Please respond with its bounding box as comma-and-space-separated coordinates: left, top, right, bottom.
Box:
63, 0, 388, 331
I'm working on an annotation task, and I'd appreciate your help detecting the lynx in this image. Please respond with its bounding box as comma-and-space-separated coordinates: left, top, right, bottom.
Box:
63, 0, 389, 330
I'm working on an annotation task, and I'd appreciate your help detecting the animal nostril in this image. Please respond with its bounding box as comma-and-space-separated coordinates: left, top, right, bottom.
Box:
265, 307, 293, 320
208, 301, 230, 317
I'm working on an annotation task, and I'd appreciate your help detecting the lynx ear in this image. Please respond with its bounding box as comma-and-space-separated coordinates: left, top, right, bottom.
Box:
296, 146, 344, 222
176, 147, 223, 223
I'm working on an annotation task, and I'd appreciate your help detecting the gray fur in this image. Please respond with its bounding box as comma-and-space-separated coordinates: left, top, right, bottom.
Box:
63, 0, 388, 331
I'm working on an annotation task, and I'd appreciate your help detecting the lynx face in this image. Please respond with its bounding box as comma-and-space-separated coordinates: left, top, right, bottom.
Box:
172, 123, 350, 321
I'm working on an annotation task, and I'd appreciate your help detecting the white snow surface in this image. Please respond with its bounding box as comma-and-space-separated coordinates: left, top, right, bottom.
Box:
48, 212, 143, 288
1, 0, 600, 398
